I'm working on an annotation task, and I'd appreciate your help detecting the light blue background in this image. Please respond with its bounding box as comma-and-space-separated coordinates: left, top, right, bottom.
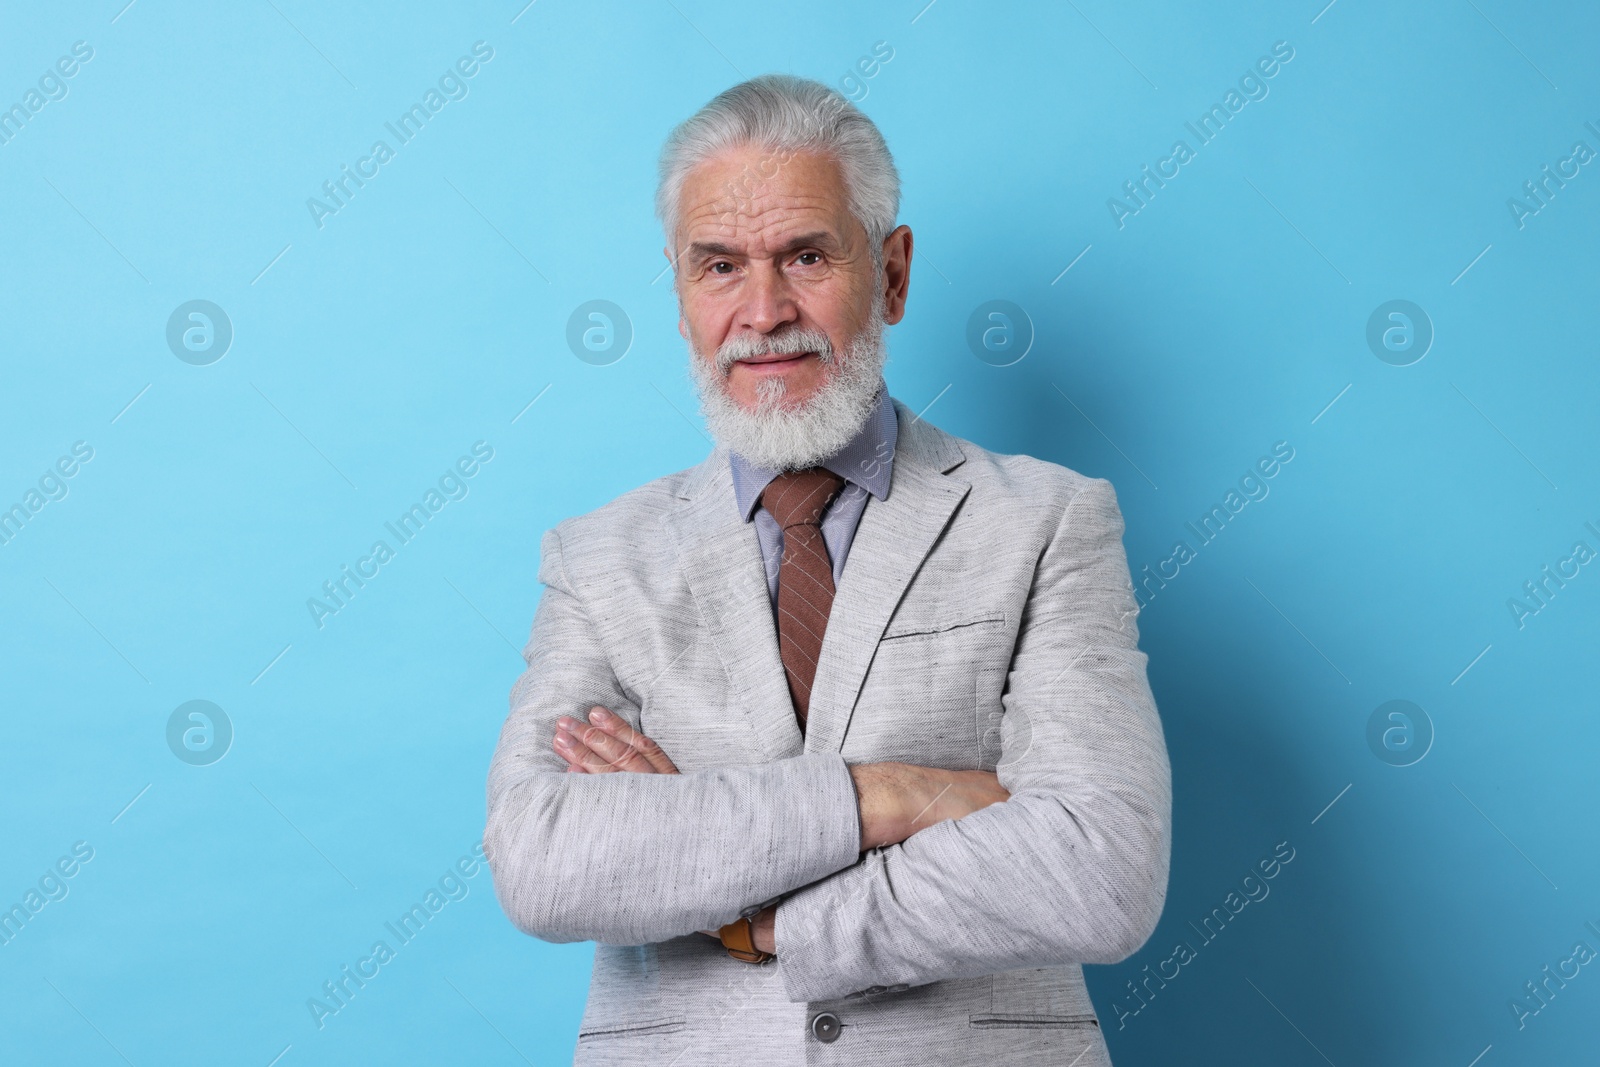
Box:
2, 1, 1597, 1063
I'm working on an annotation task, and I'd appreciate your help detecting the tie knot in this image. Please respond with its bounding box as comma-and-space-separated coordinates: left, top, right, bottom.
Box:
759, 467, 846, 530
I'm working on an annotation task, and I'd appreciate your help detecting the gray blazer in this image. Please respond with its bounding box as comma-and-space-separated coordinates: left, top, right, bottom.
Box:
484, 397, 1172, 1065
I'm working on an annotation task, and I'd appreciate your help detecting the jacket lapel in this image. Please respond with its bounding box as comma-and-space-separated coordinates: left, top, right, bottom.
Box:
663, 397, 970, 763
664, 443, 804, 761
804, 398, 970, 755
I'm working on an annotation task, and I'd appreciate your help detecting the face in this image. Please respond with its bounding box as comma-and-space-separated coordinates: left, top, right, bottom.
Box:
668, 145, 910, 413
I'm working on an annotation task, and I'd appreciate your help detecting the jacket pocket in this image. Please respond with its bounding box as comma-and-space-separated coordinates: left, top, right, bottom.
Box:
968, 1012, 1099, 1029
882, 610, 1007, 640
577, 1017, 687, 1042
850, 615, 1010, 768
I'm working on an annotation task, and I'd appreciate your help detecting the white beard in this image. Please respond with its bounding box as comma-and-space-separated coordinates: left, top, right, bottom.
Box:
686, 289, 889, 472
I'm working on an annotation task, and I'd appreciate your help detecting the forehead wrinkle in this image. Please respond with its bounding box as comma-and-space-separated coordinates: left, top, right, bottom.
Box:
674, 149, 862, 261
683, 189, 839, 227
680, 194, 851, 258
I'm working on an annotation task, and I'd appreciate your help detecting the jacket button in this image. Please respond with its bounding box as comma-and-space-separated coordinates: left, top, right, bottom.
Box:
810, 1011, 841, 1042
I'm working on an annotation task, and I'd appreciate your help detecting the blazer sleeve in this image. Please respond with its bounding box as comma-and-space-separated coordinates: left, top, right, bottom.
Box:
772, 476, 1172, 1002
483, 526, 865, 947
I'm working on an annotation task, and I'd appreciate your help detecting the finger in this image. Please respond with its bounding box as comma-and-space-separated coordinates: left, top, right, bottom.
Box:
556, 739, 589, 773
585, 707, 679, 774
554, 727, 624, 773
579, 722, 658, 773
554, 712, 663, 774
562, 719, 656, 773
621, 723, 680, 774
577, 708, 674, 773
552, 728, 601, 772
554, 725, 629, 773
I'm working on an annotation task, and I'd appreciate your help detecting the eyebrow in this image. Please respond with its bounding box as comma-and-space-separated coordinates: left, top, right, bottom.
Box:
686, 230, 841, 263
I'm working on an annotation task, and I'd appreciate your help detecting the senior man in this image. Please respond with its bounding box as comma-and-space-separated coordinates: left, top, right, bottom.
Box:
484, 73, 1171, 1065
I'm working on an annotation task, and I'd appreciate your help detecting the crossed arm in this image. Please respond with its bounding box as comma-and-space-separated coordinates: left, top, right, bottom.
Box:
485, 477, 1170, 1002
550, 707, 1012, 952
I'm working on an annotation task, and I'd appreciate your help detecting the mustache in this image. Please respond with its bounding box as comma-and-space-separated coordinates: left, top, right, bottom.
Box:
715, 327, 835, 374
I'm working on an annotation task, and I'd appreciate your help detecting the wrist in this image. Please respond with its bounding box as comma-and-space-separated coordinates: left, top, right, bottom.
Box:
850, 762, 918, 850
717, 904, 777, 963
752, 904, 777, 955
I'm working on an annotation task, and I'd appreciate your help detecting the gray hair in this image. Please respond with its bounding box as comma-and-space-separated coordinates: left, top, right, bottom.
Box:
654, 74, 901, 262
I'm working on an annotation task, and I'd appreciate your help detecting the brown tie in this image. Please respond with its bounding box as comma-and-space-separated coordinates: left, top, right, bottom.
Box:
759, 467, 847, 731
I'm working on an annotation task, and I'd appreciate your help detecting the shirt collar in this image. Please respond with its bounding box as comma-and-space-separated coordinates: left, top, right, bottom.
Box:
729, 381, 897, 522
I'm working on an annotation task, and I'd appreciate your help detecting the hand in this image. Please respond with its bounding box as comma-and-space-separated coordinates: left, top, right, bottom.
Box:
552, 706, 679, 775
850, 763, 1011, 851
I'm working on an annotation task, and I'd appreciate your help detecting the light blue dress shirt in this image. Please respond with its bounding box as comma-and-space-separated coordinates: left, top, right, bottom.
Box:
728, 382, 898, 610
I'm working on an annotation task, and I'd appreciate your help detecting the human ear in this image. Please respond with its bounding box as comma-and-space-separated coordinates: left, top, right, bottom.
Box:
880, 224, 913, 325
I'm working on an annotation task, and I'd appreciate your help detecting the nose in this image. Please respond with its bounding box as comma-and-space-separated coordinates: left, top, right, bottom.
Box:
736, 261, 799, 338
